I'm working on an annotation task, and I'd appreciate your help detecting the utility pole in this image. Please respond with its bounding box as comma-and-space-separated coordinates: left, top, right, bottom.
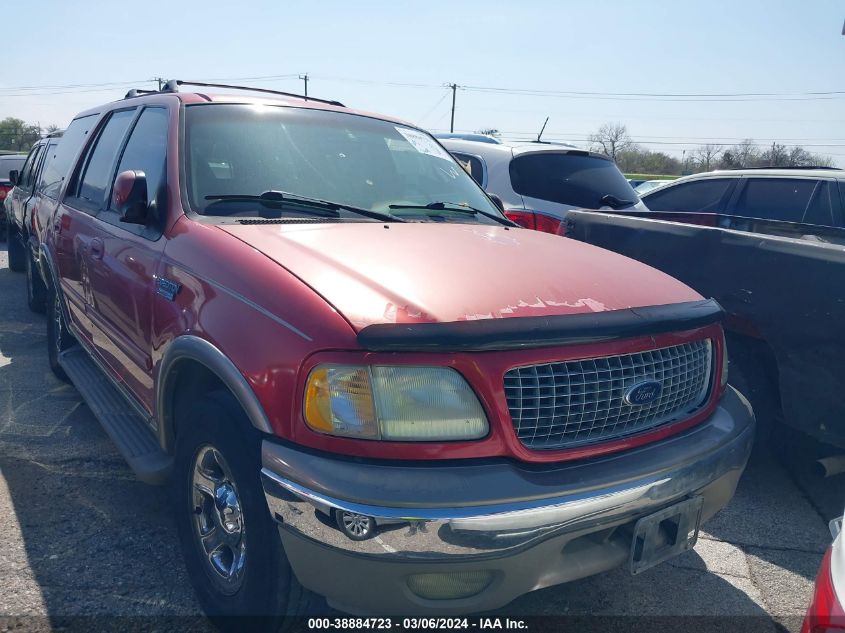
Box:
153, 77, 165, 91
300, 74, 309, 98
448, 83, 458, 133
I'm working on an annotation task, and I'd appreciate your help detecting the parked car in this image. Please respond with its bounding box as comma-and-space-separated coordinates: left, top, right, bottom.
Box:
565, 208, 845, 448
4, 133, 62, 313
641, 167, 845, 228
635, 179, 673, 195
36, 80, 753, 622
0, 153, 27, 239
437, 136, 646, 234
801, 509, 843, 632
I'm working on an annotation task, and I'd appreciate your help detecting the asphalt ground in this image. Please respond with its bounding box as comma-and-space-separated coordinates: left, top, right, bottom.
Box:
0, 241, 842, 633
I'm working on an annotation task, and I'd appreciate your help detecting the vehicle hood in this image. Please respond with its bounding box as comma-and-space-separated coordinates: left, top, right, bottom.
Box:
219, 222, 702, 330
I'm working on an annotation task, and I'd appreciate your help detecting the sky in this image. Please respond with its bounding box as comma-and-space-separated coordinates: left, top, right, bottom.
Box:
2, 0, 844, 163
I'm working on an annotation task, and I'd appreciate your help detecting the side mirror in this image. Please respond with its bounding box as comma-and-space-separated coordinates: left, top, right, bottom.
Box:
488, 193, 505, 212
8, 170, 19, 186
112, 170, 149, 224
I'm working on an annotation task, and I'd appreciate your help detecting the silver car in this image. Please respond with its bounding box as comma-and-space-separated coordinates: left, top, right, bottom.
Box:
437, 135, 646, 233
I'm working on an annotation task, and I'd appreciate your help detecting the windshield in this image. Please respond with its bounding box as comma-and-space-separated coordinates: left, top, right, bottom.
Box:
509, 152, 639, 209
184, 104, 504, 224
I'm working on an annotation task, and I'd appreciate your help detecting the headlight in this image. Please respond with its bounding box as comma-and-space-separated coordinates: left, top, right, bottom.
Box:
720, 331, 729, 388
304, 365, 488, 441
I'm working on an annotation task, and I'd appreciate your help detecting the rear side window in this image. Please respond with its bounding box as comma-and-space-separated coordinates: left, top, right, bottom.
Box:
76, 110, 136, 208
451, 152, 485, 185
644, 178, 734, 212
38, 114, 97, 199
802, 181, 835, 227
509, 153, 637, 209
733, 178, 817, 223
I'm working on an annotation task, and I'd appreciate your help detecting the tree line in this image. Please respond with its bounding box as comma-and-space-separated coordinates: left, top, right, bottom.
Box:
0, 117, 60, 152
588, 122, 835, 175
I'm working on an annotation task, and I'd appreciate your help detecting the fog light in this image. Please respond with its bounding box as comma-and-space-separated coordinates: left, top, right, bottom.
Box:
407, 571, 494, 600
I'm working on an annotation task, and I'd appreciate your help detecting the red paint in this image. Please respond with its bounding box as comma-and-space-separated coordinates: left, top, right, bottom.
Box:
801, 547, 844, 633
42, 89, 726, 464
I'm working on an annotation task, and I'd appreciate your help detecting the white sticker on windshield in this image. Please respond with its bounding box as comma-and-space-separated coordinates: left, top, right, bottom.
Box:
395, 126, 452, 160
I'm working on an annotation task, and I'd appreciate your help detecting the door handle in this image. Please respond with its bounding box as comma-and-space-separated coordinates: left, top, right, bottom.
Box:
90, 238, 104, 260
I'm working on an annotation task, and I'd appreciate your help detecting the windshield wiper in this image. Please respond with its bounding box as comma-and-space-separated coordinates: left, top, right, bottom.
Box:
599, 194, 635, 210
388, 201, 513, 226
205, 190, 403, 223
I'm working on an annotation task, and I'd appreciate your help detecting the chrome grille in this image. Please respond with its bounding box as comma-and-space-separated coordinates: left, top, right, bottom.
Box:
504, 340, 712, 450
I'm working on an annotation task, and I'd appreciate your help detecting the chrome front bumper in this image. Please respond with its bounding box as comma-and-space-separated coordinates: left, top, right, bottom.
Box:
261, 386, 754, 613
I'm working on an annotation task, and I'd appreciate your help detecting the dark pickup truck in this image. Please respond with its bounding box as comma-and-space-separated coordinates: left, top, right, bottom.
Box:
565, 210, 845, 449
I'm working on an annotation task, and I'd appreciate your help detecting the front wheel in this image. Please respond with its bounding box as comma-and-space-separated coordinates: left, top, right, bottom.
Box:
173, 392, 315, 631
47, 284, 75, 381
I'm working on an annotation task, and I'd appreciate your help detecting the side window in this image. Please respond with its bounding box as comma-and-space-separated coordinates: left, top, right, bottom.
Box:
802, 181, 834, 227
112, 108, 168, 212
75, 110, 136, 209
19, 146, 42, 190
451, 152, 485, 185
644, 178, 735, 212
35, 143, 59, 193
733, 178, 817, 223
38, 114, 98, 199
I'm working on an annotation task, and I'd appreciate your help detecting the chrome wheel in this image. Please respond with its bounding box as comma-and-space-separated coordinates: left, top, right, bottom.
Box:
336, 510, 374, 540
191, 446, 247, 594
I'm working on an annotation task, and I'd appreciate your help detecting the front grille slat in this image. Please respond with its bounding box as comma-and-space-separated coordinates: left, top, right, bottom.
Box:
504, 340, 712, 450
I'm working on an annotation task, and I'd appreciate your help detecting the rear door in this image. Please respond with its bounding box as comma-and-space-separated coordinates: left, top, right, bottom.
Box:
62, 106, 169, 412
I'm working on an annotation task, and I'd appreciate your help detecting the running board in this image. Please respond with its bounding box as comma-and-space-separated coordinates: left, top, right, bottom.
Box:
59, 347, 172, 485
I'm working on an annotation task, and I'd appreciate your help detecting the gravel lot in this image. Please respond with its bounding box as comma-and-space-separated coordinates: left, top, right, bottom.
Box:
0, 242, 841, 632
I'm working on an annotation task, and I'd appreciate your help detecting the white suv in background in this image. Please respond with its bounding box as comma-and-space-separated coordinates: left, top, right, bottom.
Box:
436, 134, 646, 234
640, 168, 845, 228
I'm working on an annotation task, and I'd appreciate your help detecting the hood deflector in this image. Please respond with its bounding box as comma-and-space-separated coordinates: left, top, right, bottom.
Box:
357, 299, 723, 352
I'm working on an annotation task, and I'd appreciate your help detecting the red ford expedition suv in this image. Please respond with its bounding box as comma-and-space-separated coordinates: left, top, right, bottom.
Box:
37, 80, 754, 624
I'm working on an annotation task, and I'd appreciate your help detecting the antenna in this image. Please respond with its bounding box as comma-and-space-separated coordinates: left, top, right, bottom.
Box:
537, 117, 549, 142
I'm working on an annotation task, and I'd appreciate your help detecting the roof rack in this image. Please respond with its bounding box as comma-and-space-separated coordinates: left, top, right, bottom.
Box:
724, 165, 842, 171
122, 79, 344, 107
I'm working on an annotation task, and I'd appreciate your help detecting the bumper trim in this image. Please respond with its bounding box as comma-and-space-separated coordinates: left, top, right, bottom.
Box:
263, 467, 664, 533
262, 386, 754, 560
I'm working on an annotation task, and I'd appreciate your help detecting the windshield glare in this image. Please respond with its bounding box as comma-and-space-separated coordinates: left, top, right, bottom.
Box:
184, 104, 503, 223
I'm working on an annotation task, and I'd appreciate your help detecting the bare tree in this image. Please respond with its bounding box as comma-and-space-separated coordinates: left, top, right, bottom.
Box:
694, 144, 723, 171
474, 128, 500, 138
45, 123, 61, 134
588, 123, 633, 162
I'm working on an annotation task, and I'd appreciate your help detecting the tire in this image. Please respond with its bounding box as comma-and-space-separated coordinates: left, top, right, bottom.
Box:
26, 249, 47, 313
7, 227, 25, 272
46, 283, 74, 382
173, 391, 315, 631
726, 340, 780, 445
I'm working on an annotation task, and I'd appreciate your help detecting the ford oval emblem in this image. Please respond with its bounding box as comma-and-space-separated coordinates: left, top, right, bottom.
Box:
624, 380, 663, 406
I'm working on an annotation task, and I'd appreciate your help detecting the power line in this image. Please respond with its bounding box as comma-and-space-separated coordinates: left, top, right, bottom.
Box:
459, 84, 845, 102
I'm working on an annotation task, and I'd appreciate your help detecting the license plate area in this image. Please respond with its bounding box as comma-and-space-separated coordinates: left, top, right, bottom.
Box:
629, 496, 704, 574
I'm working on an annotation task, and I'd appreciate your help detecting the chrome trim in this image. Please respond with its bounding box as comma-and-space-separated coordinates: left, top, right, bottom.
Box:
156, 335, 274, 450
187, 270, 312, 341
261, 398, 753, 560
